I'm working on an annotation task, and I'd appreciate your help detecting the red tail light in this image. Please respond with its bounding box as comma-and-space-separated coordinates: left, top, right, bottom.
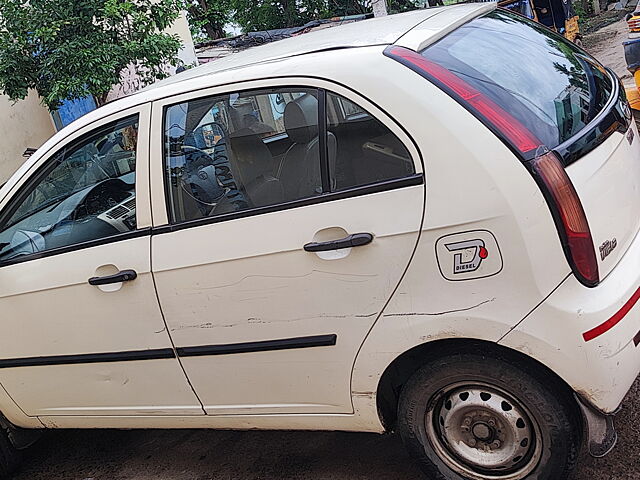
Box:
384, 45, 600, 286
383, 46, 541, 155
530, 151, 599, 286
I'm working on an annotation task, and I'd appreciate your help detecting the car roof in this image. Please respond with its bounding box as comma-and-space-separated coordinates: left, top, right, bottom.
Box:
143, 3, 492, 92
145, 8, 439, 90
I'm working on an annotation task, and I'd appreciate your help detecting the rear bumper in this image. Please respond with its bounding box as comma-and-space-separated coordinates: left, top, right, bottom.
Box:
500, 229, 640, 414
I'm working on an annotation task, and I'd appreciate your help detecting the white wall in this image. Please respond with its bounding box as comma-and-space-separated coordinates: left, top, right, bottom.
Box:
167, 11, 199, 67
0, 91, 55, 184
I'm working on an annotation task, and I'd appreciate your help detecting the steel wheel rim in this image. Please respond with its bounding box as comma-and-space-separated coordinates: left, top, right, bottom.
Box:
425, 382, 543, 480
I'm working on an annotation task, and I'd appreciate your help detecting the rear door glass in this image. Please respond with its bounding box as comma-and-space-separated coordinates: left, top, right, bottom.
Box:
421, 9, 613, 149
326, 93, 414, 190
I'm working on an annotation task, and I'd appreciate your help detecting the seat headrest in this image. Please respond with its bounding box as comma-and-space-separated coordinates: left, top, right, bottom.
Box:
229, 128, 269, 164
284, 94, 318, 144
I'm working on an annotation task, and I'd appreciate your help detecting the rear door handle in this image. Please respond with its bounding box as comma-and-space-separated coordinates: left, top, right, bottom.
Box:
304, 233, 373, 252
88, 269, 137, 286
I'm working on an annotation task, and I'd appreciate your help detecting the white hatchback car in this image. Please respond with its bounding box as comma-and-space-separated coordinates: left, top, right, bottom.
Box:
0, 4, 638, 480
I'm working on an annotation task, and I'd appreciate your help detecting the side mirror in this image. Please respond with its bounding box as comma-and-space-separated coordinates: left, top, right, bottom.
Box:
194, 123, 225, 149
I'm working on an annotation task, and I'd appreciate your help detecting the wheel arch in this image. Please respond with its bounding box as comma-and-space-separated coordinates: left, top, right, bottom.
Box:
375, 337, 581, 432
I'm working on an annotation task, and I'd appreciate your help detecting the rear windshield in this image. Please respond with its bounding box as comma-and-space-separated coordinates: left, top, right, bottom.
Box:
421, 9, 613, 149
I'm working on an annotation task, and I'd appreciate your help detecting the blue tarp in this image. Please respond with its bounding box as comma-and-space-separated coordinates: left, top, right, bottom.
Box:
53, 95, 97, 130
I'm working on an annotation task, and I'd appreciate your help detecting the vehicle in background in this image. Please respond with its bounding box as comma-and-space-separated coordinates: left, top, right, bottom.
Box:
497, 0, 581, 44
624, 8, 640, 110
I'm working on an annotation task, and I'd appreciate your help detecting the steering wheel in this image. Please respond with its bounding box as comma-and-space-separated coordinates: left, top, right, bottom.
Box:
180, 145, 229, 215
182, 145, 213, 171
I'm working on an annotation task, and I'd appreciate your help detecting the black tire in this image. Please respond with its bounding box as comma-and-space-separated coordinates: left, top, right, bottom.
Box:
397, 350, 582, 480
0, 429, 21, 479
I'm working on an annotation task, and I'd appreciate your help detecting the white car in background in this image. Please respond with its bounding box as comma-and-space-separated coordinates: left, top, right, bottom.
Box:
0, 4, 638, 480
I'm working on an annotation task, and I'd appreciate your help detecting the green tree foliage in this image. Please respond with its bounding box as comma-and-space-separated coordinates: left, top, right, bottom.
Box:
187, 0, 231, 41
0, 0, 185, 110
230, 0, 421, 32
231, 0, 330, 31
328, 0, 420, 16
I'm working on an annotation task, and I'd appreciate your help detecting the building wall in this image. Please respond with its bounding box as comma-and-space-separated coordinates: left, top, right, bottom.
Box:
167, 11, 199, 67
0, 91, 55, 184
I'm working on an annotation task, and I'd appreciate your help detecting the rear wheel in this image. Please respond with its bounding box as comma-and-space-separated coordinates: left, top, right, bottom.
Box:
397, 352, 581, 480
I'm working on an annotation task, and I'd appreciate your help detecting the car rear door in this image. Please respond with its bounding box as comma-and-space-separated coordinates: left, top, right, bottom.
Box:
0, 105, 203, 417
150, 80, 425, 415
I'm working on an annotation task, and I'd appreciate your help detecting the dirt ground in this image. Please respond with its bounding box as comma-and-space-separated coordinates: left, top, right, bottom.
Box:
9, 16, 640, 480
583, 17, 633, 85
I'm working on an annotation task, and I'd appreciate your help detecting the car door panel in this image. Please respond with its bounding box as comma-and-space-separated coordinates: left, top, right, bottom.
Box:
150, 81, 424, 415
0, 236, 205, 416
152, 184, 423, 414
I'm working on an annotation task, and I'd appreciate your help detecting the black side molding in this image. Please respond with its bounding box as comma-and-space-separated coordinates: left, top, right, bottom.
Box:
0, 348, 175, 369
177, 334, 338, 358
0, 335, 338, 369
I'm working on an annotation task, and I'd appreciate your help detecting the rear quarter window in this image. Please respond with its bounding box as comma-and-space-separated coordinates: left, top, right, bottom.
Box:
421, 9, 613, 150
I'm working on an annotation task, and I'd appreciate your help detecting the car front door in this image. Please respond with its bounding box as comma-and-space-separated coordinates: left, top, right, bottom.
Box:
0, 105, 203, 417
150, 80, 425, 415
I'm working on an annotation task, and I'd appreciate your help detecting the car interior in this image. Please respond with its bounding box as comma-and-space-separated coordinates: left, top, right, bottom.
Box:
165, 89, 414, 224
0, 119, 138, 262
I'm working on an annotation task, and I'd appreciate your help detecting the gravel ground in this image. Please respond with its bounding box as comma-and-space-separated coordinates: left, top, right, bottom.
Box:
10, 14, 640, 480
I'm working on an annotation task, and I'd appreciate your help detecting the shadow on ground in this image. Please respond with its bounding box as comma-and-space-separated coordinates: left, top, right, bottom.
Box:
12, 378, 639, 480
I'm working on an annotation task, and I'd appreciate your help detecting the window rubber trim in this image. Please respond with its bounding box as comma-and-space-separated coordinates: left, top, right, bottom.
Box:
318, 89, 331, 193
0, 228, 151, 269
152, 173, 424, 236
160, 84, 424, 227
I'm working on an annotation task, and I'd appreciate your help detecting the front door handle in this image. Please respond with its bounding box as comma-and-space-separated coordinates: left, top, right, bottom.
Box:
88, 269, 137, 286
304, 233, 373, 252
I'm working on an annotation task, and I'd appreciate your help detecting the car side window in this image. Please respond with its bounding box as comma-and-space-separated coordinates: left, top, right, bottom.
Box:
326, 92, 415, 191
0, 116, 139, 263
164, 88, 321, 224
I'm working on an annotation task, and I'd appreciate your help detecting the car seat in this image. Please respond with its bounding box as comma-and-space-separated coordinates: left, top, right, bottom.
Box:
278, 94, 337, 199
